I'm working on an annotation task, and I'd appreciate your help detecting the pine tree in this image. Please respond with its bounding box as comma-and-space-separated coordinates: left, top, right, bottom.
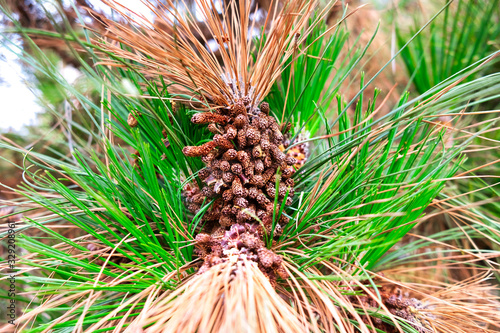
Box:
1, 0, 500, 332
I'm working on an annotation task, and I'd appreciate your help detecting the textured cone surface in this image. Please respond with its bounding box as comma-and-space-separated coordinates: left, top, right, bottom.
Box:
183, 101, 295, 283
284, 130, 310, 169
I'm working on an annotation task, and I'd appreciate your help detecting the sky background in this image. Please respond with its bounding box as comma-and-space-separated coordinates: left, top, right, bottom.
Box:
0, 0, 151, 132
0, 42, 40, 132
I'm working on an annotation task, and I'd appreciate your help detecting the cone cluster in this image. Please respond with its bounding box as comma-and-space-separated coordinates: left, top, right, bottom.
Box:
182, 99, 296, 283
348, 285, 432, 333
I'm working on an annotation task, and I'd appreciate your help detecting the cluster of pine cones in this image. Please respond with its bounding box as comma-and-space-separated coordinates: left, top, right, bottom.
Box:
182, 99, 296, 283
348, 285, 432, 333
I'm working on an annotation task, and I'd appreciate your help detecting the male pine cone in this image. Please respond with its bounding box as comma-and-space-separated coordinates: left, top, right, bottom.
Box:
183, 99, 296, 284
